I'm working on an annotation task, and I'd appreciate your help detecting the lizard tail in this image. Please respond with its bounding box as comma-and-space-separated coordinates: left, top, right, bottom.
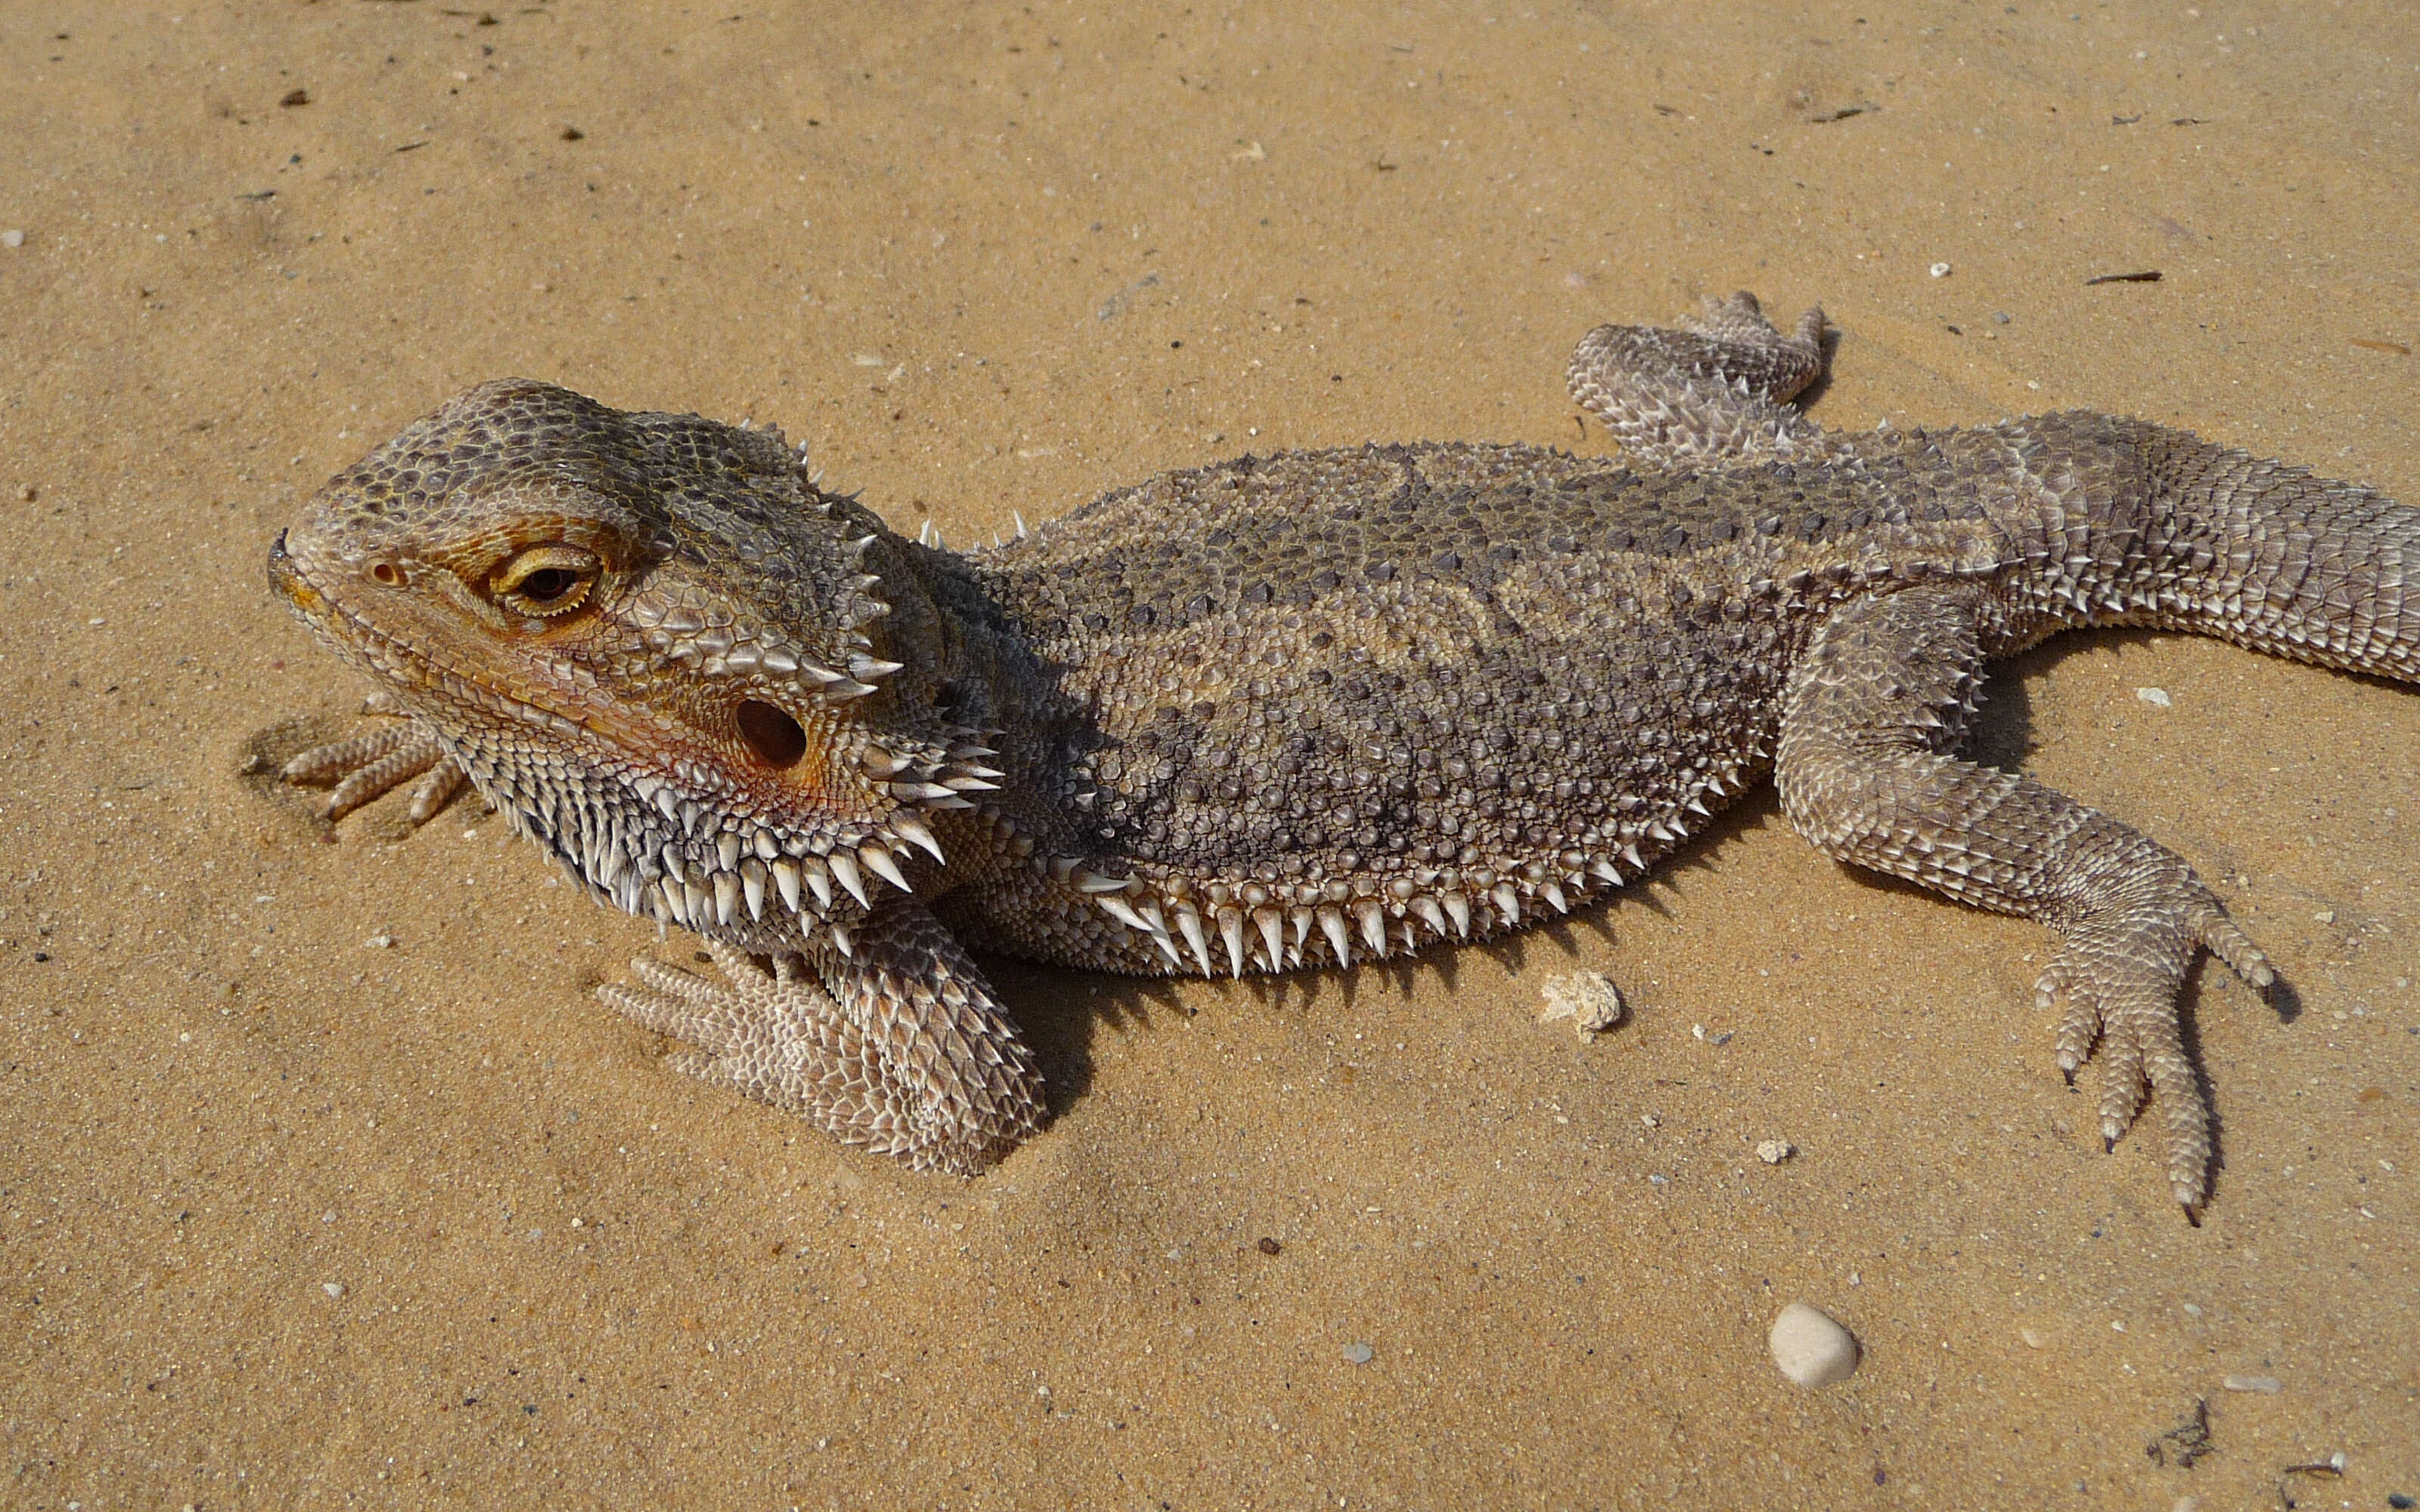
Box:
2134, 423, 2420, 683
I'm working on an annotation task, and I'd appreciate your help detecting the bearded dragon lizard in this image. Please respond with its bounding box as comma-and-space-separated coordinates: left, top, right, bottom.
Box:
268, 292, 2418, 1211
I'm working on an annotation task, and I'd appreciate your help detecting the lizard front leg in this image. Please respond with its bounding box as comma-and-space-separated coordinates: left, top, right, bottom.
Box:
598, 894, 1045, 1175
279, 692, 471, 823
1775, 584, 2273, 1213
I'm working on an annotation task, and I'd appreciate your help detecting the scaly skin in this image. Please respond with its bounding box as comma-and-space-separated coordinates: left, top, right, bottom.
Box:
269, 292, 2419, 1209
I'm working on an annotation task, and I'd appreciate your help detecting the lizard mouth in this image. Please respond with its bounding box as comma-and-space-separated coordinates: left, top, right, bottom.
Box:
268, 530, 324, 615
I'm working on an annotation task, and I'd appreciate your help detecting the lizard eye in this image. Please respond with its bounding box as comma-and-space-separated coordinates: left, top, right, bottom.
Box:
492, 544, 600, 617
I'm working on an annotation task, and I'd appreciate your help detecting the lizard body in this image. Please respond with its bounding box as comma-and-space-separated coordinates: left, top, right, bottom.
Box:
269, 293, 2418, 1207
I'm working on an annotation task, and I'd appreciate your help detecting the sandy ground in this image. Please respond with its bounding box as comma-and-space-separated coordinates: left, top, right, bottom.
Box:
3, 2, 2415, 1507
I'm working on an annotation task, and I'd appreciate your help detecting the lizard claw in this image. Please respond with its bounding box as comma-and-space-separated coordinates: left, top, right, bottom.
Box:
2033, 873, 2270, 1211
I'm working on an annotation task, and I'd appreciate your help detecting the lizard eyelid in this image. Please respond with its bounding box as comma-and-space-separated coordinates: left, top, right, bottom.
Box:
491, 544, 602, 617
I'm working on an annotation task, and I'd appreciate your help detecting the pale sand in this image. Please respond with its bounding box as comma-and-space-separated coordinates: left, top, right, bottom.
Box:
3, 4, 2415, 1507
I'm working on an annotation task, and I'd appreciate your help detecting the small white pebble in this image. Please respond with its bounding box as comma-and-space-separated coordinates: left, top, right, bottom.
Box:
2135, 686, 2172, 708
0, 230, 23, 249
2182, 1302, 2203, 1317
1755, 1139, 1794, 1164
1770, 1302, 1859, 1387
1928, 261, 1952, 278
2019, 1327, 2045, 1349
1341, 1342, 1374, 1365
365, 934, 396, 949
2312, 909, 2336, 924
322, 1281, 346, 1300
1640, 1113, 1660, 1129
2172, 1497, 2200, 1512
1538, 971, 1624, 1038
2221, 1373, 2282, 1393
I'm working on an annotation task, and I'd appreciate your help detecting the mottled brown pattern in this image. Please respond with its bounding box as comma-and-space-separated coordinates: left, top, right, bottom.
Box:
271, 292, 2418, 1207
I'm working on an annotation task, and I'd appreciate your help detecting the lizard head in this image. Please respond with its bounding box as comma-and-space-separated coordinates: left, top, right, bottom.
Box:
270, 377, 1003, 945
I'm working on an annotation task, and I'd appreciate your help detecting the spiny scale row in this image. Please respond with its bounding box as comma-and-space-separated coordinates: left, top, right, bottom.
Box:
627, 569, 897, 701
623, 799, 1032, 957
1047, 763, 1759, 977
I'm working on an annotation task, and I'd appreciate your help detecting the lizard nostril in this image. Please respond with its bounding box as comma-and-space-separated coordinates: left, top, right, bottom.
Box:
735, 699, 806, 768
371, 562, 405, 587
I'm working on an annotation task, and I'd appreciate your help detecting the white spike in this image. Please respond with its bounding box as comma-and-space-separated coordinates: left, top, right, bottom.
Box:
685, 879, 715, 926
1175, 904, 1215, 978
1493, 883, 1521, 926
1097, 894, 1154, 934
1356, 900, 1388, 959
1543, 882, 1569, 915
713, 870, 740, 926
1318, 906, 1353, 968
1075, 870, 1133, 894
891, 814, 945, 864
772, 857, 803, 912
1013, 509, 1028, 538
828, 923, 853, 959
741, 860, 766, 920
1411, 896, 1448, 937
1442, 891, 1472, 937
1254, 908, 1286, 970
718, 832, 743, 871
802, 857, 834, 909
828, 849, 870, 906
1218, 907, 1248, 978
1590, 858, 1622, 885
861, 844, 912, 894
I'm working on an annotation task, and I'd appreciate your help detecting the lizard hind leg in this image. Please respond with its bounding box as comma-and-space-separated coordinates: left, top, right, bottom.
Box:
1566, 290, 1837, 469
1775, 583, 2275, 1213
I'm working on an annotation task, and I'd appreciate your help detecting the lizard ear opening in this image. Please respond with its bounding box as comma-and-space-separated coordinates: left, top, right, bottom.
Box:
735, 699, 807, 768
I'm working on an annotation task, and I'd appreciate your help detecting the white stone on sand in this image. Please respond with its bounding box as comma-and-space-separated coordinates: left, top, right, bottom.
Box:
1769, 1302, 1858, 1387
1537, 971, 1624, 1039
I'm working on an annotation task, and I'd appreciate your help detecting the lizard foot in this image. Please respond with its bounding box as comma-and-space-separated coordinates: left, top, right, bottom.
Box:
598, 936, 1041, 1175
2034, 876, 2273, 1213
1567, 290, 1835, 469
281, 694, 470, 823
